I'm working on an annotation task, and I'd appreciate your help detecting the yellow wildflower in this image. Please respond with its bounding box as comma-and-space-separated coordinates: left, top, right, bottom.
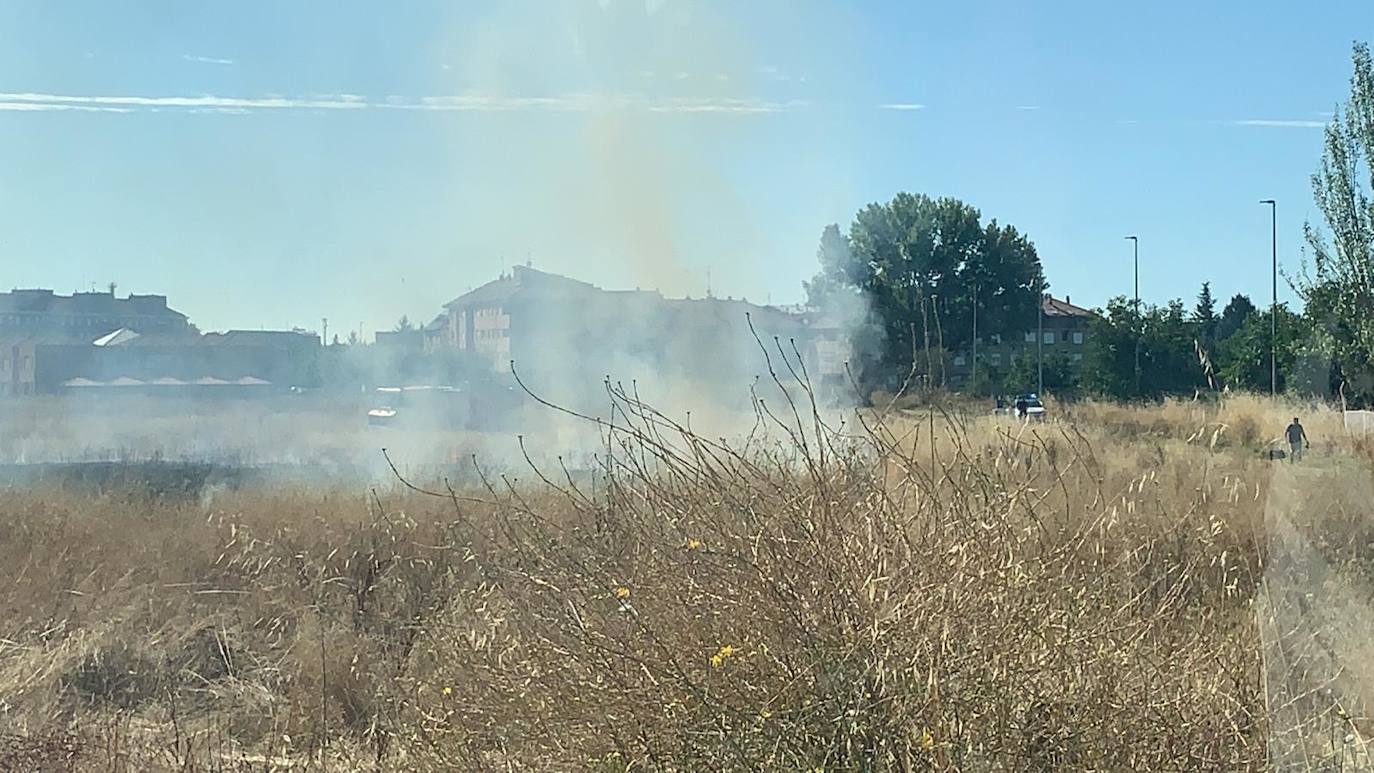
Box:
442, 686, 452, 697
710, 644, 737, 668
686, 538, 703, 550
615, 586, 631, 600
920, 729, 935, 751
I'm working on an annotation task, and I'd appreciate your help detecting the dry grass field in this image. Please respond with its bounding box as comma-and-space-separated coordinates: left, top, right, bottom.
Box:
0, 389, 1371, 770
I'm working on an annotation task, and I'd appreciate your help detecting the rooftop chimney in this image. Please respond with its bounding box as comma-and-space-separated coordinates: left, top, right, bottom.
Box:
1065, 295, 1071, 305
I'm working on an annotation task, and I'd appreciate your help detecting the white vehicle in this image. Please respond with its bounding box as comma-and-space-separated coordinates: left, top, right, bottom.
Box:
1012, 393, 1046, 421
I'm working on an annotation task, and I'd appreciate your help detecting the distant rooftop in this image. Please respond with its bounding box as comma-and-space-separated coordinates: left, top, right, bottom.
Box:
199, 330, 319, 347
445, 265, 802, 316
0, 287, 187, 322
1043, 295, 1094, 318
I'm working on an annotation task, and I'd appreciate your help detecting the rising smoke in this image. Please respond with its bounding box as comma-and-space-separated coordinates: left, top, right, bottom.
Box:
0, 0, 876, 481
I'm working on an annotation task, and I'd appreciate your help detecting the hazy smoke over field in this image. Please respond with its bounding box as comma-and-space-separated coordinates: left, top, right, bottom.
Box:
423, 0, 865, 441
1, 0, 872, 478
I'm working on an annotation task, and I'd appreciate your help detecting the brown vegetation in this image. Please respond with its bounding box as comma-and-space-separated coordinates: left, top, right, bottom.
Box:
0, 388, 1362, 769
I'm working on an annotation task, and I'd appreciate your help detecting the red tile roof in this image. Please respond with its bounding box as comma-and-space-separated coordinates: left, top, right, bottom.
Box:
1042, 295, 1094, 318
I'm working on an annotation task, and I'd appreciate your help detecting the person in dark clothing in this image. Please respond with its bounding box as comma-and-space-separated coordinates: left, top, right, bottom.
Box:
1014, 397, 1028, 419
1285, 417, 1309, 462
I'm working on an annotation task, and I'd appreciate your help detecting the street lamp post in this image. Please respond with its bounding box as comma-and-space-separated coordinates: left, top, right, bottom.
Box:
1037, 279, 1044, 395
1125, 236, 1140, 395
971, 284, 978, 393
1261, 199, 1277, 395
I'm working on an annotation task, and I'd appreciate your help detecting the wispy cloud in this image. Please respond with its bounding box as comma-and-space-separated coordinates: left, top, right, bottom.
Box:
878, 103, 925, 111
0, 92, 366, 111
0, 101, 132, 113
0, 91, 801, 115
182, 54, 235, 66
1233, 118, 1326, 129
1017, 105, 1041, 111
646, 98, 805, 114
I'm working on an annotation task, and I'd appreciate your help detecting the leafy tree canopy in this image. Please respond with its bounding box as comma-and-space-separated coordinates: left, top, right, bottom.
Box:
1216, 294, 1257, 342
807, 193, 1045, 388
1300, 41, 1374, 399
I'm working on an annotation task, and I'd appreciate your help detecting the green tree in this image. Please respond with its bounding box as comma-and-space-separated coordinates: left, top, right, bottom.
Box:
394, 315, 415, 333
1216, 294, 1257, 341
1193, 282, 1217, 346
1216, 305, 1306, 392
808, 193, 1045, 388
1081, 297, 1140, 400
1004, 351, 1077, 396
1143, 300, 1207, 397
1300, 42, 1374, 399
803, 224, 852, 308
1081, 297, 1207, 400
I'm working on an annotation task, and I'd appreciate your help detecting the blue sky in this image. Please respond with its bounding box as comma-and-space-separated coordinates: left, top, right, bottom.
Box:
0, 1, 1370, 335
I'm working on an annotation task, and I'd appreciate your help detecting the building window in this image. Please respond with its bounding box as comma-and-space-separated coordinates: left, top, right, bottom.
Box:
991, 334, 1001, 344
991, 353, 1002, 365
953, 355, 966, 366
1072, 331, 1084, 345
1072, 353, 1083, 362
1024, 331, 1036, 343
1043, 331, 1055, 345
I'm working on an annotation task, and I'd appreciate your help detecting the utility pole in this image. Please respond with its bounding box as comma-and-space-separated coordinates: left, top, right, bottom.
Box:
1261, 199, 1278, 395
1036, 279, 1044, 396
971, 284, 978, 393
921, 294, 932, 389
1125, 235, 1140, 396
322, 317, 328, 346
932, 294, 945, 388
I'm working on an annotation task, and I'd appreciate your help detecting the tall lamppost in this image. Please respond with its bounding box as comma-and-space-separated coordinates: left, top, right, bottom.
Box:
1260, 199, 1277, 395
971, 284, 978, 392
1125, 235, 1140, 395
1037, 277, 1045, 395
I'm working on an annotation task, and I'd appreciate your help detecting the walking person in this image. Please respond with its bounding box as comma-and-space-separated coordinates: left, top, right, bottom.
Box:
1285, 417, 1310, 463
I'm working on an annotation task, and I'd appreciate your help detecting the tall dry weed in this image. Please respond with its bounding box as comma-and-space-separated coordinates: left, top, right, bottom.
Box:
2, 373, 1356, 768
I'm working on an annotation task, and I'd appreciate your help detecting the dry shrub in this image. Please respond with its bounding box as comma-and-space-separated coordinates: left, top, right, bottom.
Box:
1, 376, 1358, 769
63, 642, 163, 711
0, 729, 87, 772
1061, 392, 1342, 456
383, 380, 1270, 769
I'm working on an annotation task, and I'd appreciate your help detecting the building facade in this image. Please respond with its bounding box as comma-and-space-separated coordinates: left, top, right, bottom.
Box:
0, 288, 191, 337
428, 266, 850, 408
0, 288, 196, 395
946, 295, 1096, 391
1, 328, 320, 397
